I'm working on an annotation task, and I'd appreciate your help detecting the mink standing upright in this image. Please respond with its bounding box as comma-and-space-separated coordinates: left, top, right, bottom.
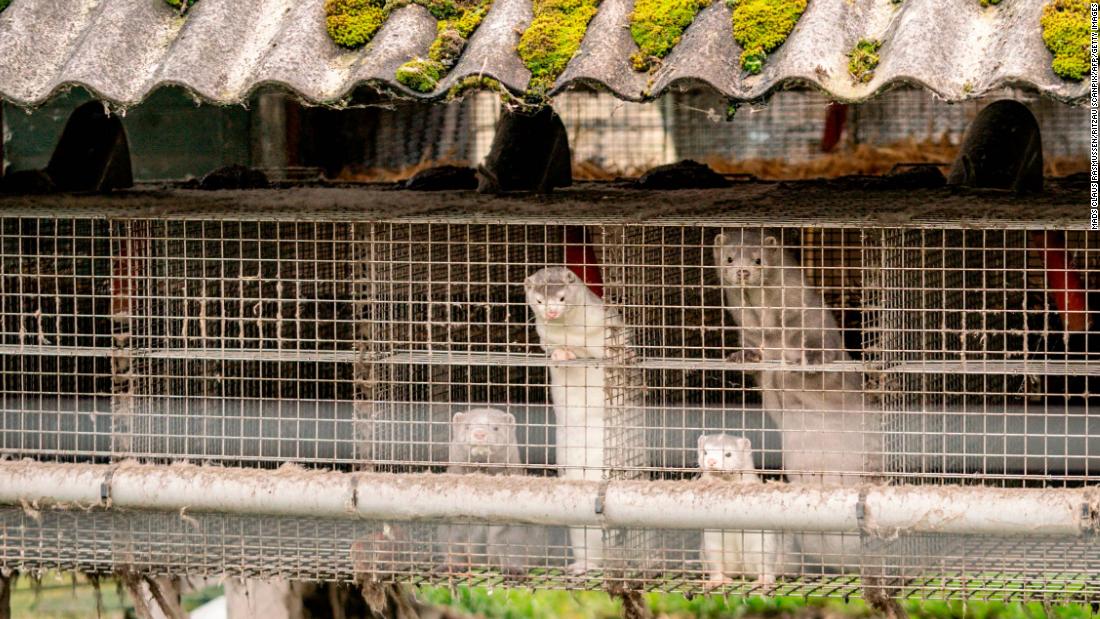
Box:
525, 266, 618, 573
713, 229, 881, 570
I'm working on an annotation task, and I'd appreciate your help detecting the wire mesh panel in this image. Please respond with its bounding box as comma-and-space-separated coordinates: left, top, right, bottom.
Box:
123, 220, 363, 465
0, 195, 1097, 599
343, 88, 1089, 181
0, 217, 115, 461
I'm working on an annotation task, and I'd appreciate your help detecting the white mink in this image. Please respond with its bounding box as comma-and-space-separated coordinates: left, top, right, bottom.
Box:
441, 408, 531, 576
713, 229, 881, 486
525, 266, 614, 573
525, 266, 614, 362
697, 433, 788, 588
713, 228, 847, 368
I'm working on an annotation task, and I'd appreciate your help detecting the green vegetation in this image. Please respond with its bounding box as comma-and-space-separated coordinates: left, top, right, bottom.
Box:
446, 75, 506, 99
8, 577, 1100, 619
847, 38, 882, 83
979, 0, 1002, 6
9, 573, 222, 619
1041, 0, 1089, 80
396, 57, 446, 91
325, 0, 493, 92
418, 587, 1100, 619
517, 0, 600, 97
420, 586, 624, 618
628, 0, 713, 71
728, 0, 807, 74
325, 0, 387, 48
0, 0, 11, 13
395, 0, 494, 92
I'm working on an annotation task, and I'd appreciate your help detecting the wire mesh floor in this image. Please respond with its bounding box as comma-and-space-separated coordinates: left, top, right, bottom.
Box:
0, 508, 1096, 601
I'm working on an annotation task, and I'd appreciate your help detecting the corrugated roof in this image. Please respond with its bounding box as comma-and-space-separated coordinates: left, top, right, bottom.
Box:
0, 0, 1087, 107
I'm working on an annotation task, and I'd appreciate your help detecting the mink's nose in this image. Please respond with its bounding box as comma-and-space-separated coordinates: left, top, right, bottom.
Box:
705, 457, 717, 468
472, 430, 487, 441
738, 269, 751, 280
545, 309, 560, 319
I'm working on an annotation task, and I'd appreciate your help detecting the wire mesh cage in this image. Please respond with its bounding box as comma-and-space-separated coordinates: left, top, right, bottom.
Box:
0, 186, 1096, 601
333, 87, 1089, 182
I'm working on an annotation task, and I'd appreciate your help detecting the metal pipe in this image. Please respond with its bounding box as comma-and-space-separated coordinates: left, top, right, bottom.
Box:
0, 461, 1092, 537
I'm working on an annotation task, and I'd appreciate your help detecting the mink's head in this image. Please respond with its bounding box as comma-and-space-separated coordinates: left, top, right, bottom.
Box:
713, 228, 780, 287
697, 433, 755, 473
451, 408, 518, 464
525, 267, 584, 322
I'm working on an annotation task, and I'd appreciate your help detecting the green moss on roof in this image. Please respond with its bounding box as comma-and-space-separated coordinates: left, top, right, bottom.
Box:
517, 0, 601, 97
847, 38, 881, 83
325, 0, 386, 48
446, 75, 503, 99
325, 0, 492, 93
629, 0, 712, 71
395, 0, 493, 92
1041, 0, 1089, 81
0, 0, 10, 12
729, 0, 806, 74
396, 57, 446, 91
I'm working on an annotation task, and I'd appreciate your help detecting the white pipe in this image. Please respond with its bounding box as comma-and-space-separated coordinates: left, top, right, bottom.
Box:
603, 481, 860, 532
352, 473, 600, 525
0, 460, 105, 505
0, 461, 1092, 537
110, 463, 354, 518
862, 485, 1090, 536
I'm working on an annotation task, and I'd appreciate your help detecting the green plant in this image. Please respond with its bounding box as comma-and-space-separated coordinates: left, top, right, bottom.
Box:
1041, 0, 1089, 80
628, 0, 712, 71
979, 0, 1002, 5
0, 0, 12, 12
395, 0, 494, 92
729, 0, 808, 74
847, 38, 881, 83
517, 0, 600, 97
325, 0, 387, 48
396, 57, 446, 91
325, 0, 492, 92
447, 75, 504, 99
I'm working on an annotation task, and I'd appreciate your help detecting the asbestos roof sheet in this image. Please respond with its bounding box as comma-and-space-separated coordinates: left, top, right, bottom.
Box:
0, 0, 1087, 108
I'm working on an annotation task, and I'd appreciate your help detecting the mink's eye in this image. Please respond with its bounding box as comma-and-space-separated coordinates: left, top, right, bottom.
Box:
492, 426, 499, 432
536, 299, 542, 304
558, 295, 565, 302
726, 256, 734, 264
753, 258, 761, 265
724, 452, 731, 457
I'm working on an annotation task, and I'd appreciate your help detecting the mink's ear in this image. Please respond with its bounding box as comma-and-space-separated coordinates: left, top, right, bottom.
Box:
736, 437, 752, 451
501, 411, 516, 425
714, 233, 728, 247
697, 434, 708, 450
524, 274, 537, 290
452, 412, 467, 425
763, 234, 779, 247
563, 269, 577, 283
